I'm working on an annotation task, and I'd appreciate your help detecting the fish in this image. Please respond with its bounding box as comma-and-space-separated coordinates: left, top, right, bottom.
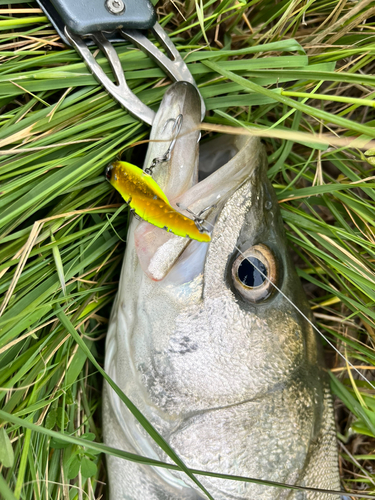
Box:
103, 81, 340, 499
105, 160, 211, 242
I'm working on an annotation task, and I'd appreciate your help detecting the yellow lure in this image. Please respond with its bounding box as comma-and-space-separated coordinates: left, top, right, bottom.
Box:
105, 161, 211, 243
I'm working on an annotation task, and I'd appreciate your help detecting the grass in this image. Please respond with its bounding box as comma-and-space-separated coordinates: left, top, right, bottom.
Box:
1, 0, 375, 498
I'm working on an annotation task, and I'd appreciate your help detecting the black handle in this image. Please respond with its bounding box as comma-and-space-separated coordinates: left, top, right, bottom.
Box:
37, 0, 156, 42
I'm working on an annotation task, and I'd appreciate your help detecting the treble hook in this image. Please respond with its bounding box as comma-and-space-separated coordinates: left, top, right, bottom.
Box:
145, 114, 183, 176
176, 202, 216, 234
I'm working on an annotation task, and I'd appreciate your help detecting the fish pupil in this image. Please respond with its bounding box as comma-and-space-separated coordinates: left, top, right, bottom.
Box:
238, 257, 267, 288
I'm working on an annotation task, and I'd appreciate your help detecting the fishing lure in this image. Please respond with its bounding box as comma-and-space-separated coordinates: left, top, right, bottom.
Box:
105, 160, 211, 242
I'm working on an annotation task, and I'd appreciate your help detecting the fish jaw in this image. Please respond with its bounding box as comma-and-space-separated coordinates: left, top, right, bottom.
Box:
143, 81, 202, 199
133, 81, 203, 277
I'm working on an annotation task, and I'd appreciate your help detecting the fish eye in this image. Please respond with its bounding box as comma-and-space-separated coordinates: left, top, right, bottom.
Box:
105, 164, 113, 181
231, 244, 277, 303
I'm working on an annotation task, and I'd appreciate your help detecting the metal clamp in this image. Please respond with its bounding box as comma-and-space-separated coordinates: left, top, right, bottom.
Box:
65, 28, 156, 125
65, 23, 205, 125
37, 0, 205, 125
121, 23, 205, 122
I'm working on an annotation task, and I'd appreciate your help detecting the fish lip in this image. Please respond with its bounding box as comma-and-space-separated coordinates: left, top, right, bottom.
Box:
144, 82, 202, 201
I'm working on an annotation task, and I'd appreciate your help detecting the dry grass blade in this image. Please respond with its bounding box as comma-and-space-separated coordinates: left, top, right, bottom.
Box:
199, 123, 375, 149
0, 222, 40, 316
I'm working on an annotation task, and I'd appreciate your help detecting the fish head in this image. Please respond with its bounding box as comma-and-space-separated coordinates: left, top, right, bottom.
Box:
110, 81, 320, 411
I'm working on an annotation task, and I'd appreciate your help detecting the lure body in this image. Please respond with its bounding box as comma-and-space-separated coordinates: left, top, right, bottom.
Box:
106, 160, 211, 243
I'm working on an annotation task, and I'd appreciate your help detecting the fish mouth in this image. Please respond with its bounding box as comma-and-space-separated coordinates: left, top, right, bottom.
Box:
134, 82, 264, 282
